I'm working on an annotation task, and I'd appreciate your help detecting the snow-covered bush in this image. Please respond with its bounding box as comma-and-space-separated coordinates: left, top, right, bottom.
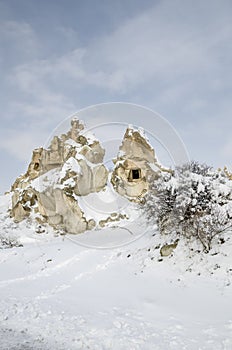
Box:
142, 161, 232, 252
0, 235, 23, 249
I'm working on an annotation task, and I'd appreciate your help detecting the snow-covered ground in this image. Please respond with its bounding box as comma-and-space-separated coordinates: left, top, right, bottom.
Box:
0, 194, 232, 349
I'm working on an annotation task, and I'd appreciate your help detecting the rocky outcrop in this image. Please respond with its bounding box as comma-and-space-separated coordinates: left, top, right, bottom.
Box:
160, 239, 179, 257
36, 188, 93, 234
10, 118, 108, 233
11, 148, 43, 192
99, 213, 129, 228
59, 156, 108, 196
116, 126, 156, 163
224, 166, 232, 180
111, 126, 166, 201
11, 186, 38, 222
10, 120, 170, 234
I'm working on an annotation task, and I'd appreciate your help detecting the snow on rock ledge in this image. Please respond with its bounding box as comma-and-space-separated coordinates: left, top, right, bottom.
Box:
111, 125, 171, 201
10, 118, 108, 234
10, 121, 169, 234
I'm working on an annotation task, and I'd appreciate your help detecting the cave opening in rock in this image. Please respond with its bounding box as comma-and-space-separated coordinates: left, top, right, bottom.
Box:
129, 168, 141, 181
34, 162, 39, 170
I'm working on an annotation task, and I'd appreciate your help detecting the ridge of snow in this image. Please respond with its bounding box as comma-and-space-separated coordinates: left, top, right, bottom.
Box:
60, 157, 82, 178
65, 139, 82, 148
31, 168, 61, 192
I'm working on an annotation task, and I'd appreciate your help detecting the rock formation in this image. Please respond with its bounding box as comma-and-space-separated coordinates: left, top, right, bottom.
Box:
224, 166, 232, 180
160, 239, 179, 257
11, 118, 108, 233
11, 148, 43, 191
10, 120, 170, 234
111, 126, 169, 201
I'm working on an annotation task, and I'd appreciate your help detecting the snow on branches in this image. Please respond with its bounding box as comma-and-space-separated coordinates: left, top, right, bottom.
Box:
142, 161, 232, 252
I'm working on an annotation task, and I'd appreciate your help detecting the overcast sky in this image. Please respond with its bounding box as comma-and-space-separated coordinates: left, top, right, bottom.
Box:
1, 0, 232, 193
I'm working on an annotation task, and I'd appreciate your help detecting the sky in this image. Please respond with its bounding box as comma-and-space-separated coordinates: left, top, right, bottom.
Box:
0, 0, 232, 193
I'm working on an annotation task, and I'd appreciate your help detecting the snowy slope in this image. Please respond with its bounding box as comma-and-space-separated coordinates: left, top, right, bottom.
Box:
0, 194, 232, 349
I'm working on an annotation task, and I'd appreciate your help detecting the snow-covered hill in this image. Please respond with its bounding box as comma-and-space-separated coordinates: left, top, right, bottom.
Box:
0, 194, 232, 349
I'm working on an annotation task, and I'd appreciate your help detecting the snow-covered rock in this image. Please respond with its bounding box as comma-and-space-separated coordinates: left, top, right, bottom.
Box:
111, 125, 171, 201
10, 121, 169, 234
10, 118, 109, 233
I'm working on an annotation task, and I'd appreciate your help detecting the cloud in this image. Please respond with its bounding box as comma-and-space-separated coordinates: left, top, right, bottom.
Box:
8, 0, 232, 102
1, 0, 232, 192
93, 0, 232, 98
0, 129, 44, 162
0, 20, 39, 67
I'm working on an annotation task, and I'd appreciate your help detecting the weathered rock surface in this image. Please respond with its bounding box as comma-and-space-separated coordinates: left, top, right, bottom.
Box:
10, 121, 169, 235
160, 239, 179, 257
11, 148, 43, 191
10, 118, 108, 233
11, 187, 38, 222
37, 188, 91, 234
111, 126, 167, 201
